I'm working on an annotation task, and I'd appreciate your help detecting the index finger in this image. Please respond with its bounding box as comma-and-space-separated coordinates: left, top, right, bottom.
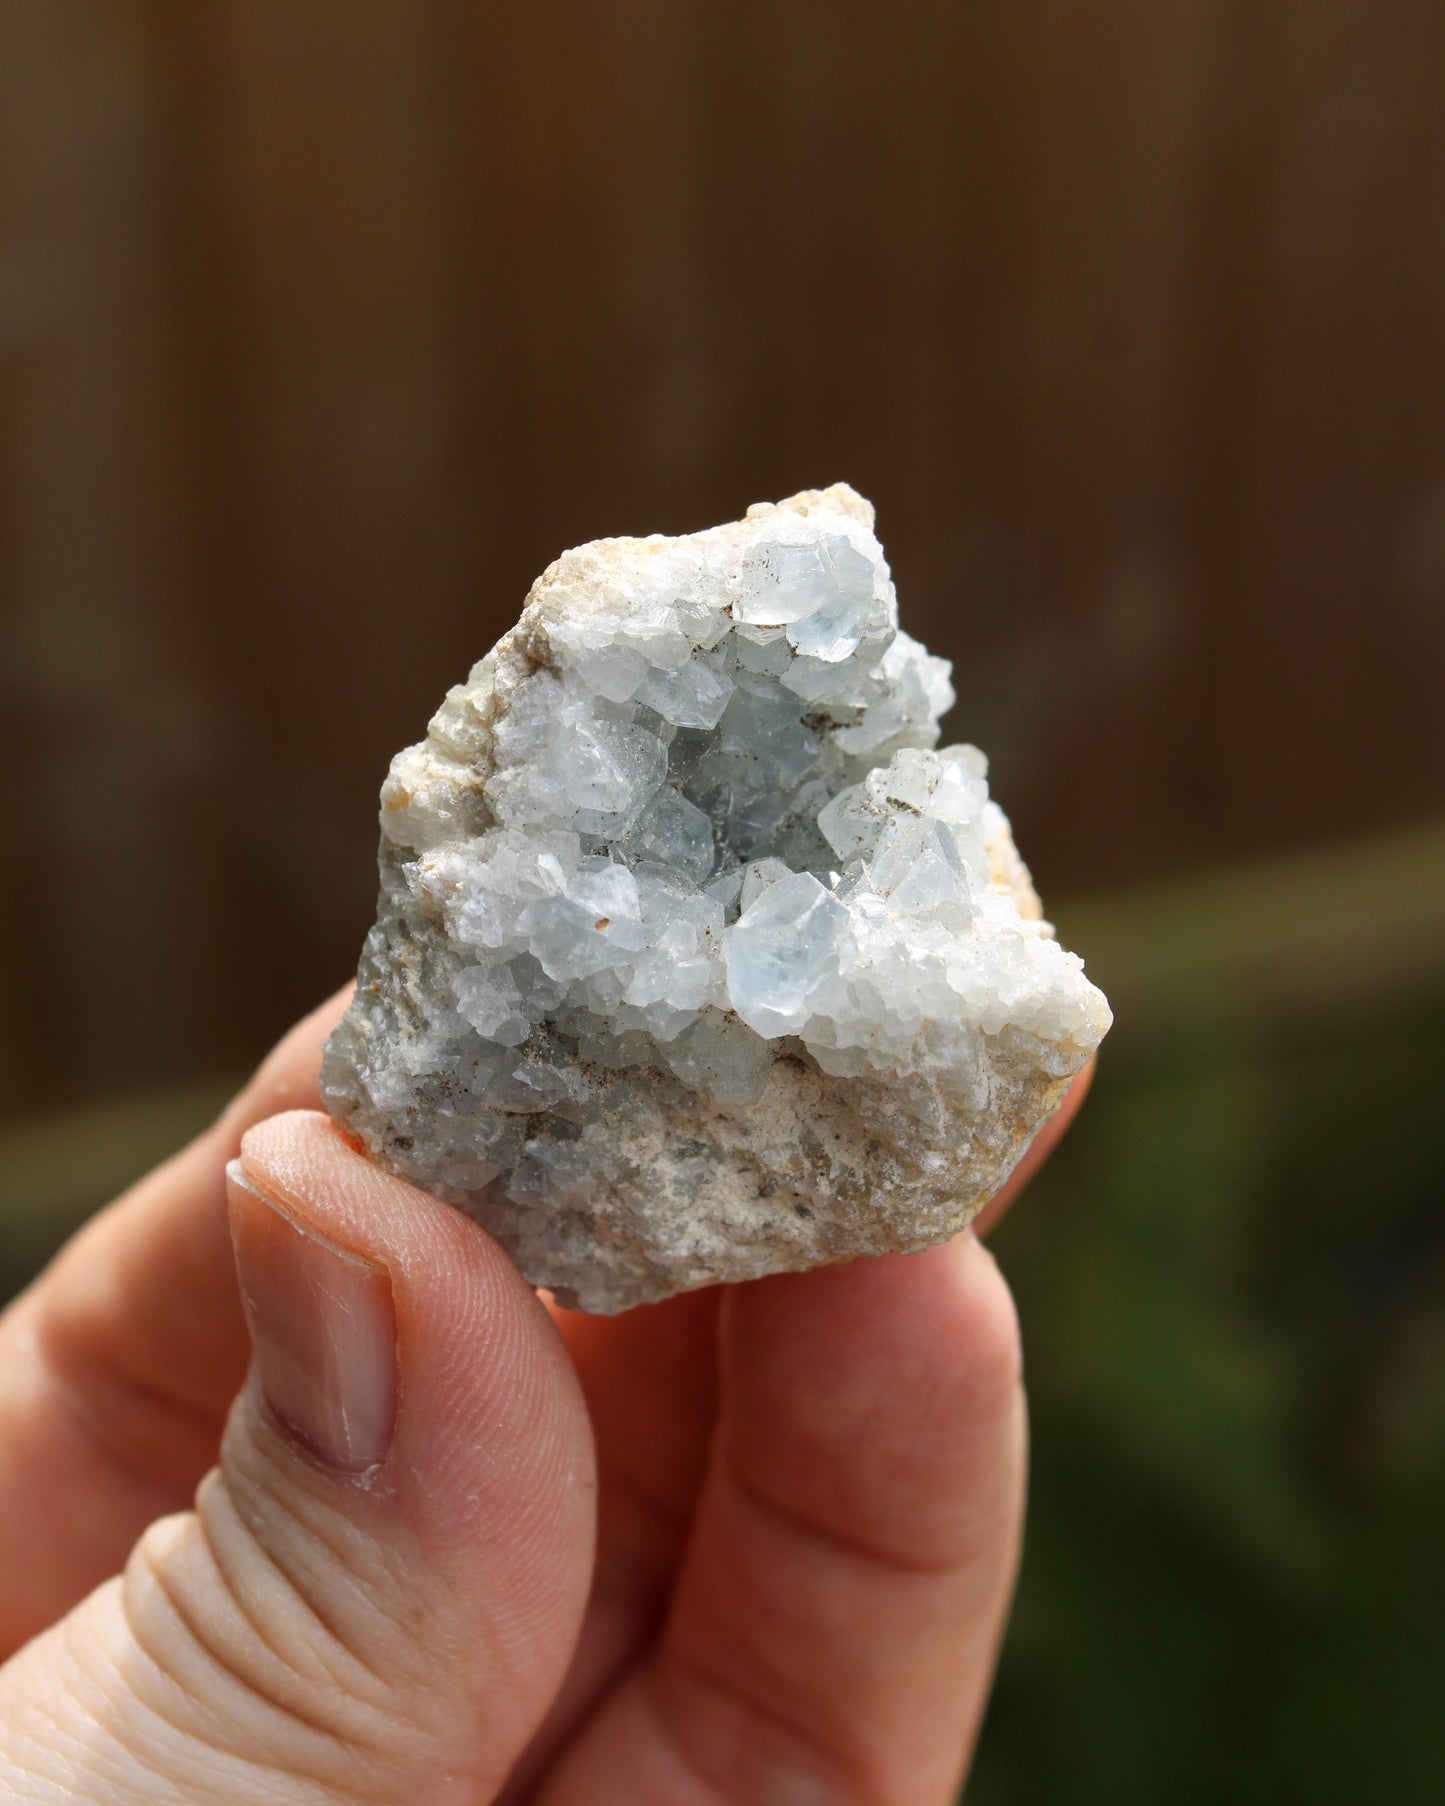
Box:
0, 986, 352, 1653
539, 1232, 1028, 1804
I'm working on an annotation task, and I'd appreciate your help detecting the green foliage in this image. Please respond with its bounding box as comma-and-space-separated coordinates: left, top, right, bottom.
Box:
968, 991, 1445, 1802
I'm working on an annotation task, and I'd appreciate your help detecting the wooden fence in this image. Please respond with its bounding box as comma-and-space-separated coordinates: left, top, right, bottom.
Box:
2, 1, 1443, 1114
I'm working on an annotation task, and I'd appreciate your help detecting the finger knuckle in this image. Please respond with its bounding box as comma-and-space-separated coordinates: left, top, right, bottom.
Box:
115, 1487, 429, 1801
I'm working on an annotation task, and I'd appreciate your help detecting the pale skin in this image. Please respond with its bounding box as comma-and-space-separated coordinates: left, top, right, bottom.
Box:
0, 986, 1090, 1804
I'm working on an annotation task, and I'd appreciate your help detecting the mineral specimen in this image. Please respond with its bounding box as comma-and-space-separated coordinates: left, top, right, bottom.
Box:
321, 485, 1111, 1311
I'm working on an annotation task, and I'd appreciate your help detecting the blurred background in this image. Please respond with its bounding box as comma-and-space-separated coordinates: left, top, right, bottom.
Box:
2, 2, 1443, 1798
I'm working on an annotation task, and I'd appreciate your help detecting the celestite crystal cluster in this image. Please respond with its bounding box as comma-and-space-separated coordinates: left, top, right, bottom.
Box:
322, 486, 1111, 1311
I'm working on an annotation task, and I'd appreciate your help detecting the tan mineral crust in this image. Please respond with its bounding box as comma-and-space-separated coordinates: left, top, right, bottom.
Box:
322, 486, 1112, 1311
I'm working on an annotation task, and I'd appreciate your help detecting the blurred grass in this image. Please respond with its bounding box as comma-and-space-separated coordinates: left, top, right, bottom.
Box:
2, 824, 1442, 1799
972, 820, 1445, 1803
0, 1079, 236, 1304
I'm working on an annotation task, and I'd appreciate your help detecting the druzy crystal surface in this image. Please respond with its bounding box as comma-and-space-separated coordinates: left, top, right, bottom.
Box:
322, 486, 1111, 1311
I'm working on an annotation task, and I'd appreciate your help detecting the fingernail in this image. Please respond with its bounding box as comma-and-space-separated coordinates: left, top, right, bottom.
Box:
226, 1159, 397, 1474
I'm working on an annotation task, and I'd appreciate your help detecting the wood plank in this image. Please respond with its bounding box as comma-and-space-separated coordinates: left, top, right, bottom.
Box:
2, 0, 1442, 1119
0, 3, 211, 1112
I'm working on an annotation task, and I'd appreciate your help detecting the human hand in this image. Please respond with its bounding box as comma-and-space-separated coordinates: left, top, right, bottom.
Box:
0, 987, 1088, 1803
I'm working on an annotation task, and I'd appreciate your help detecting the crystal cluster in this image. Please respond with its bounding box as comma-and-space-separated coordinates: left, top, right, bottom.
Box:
322, 486, 1111, 1311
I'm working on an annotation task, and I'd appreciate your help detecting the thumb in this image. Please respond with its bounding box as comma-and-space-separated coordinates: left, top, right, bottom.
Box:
0, 1111, 595, 1805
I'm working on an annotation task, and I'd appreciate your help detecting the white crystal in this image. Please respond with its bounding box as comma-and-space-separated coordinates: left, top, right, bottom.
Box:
726, 872, 848, 1038
323, 484, 1112, 1311
782, 539, 876, 660
635, 659, 734, 728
